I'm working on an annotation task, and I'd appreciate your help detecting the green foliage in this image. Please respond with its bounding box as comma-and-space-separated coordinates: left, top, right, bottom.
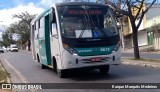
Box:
13, 12, 36, 50
1, 31, 12, 48
13, 11, 36, 30
14, 12, 35, 51
1, 23, 17, 47
0, 12, 36, 50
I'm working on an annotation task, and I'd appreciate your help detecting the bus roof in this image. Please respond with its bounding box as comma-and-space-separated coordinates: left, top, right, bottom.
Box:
34, 8, 50, 21
55, 2, 107, 7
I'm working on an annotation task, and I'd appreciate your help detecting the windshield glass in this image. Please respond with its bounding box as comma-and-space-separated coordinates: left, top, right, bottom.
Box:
58, 5, 118, 38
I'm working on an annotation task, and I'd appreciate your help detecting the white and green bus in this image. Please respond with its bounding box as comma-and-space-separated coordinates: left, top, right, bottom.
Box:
31, 2, 121, 78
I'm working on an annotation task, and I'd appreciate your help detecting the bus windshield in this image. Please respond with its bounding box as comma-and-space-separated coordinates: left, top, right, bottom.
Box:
58, 5, 118, 38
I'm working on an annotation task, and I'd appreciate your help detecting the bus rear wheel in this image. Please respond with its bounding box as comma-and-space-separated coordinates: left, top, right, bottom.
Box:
37, 54, 48, 69
41, 64, 48, 69
99, 65, 110, 74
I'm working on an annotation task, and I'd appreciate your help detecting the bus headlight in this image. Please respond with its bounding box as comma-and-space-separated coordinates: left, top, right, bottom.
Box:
63, 44, 78, 55
112, 41, 121, 52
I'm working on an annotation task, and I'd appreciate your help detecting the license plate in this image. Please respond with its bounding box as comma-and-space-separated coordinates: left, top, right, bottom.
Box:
91, 57, 101, 62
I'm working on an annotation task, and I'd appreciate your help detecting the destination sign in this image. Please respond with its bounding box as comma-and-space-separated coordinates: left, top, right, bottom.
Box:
67, 10, 102, 15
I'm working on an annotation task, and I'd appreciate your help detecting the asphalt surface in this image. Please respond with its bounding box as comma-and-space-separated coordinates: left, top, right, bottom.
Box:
121, 52, 160, 59
0, 51, 160, 92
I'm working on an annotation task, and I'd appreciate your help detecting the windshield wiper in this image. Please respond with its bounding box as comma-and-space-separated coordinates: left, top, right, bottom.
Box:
79, 29, 85, 38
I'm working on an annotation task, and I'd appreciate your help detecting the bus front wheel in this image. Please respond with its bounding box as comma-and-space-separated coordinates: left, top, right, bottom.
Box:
99, 65, 110, 74
52, 57, 57, 73
52, 57, 65, 78
57, 69, 65, 78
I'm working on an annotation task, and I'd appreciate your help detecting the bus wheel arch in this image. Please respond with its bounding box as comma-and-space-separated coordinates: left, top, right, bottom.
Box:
52, 56, 65, 78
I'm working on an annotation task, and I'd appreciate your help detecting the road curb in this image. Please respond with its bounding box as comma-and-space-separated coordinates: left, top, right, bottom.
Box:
122, 58, 160, 69
122, 51, 160, 54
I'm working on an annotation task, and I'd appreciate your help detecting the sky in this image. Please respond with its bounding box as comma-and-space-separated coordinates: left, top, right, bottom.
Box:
0, 0, 65, 39
0, 0, 65, 27
0, 0, 159, 31
0, 0, 159, 24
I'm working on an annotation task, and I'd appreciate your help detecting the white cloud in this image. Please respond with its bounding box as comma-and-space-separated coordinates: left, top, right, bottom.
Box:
0, 2, 44, 26
40, 0, 63, 7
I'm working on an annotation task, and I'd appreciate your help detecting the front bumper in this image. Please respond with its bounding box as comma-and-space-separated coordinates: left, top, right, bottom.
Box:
61, 49, 121, 69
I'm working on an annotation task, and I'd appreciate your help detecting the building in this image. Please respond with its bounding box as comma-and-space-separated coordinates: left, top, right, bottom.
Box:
121, 3, 160, 50
145, 4, 160, 50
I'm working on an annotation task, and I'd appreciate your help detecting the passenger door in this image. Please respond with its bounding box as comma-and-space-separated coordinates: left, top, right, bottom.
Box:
50, 9, 61, 69
34, 21, 40, 61
39, 15, 51, 65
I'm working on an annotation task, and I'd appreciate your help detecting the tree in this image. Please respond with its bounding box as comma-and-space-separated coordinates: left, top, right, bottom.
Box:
1, 31, 12, 48
0, 24, 18, 48
8, 22, 30, 46
13, 11, 36, 51
96, 0, 156, 59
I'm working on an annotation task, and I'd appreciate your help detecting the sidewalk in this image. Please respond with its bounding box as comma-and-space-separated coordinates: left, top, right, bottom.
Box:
122, 57, 160, 68
122, 45, 160, 54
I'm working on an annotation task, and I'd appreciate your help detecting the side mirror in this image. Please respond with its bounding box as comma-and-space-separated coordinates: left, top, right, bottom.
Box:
51, 23, 58, 38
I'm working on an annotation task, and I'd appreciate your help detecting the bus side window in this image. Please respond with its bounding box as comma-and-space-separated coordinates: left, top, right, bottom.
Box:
50, 9, 57, 36
39, 17, 44, 38
34, 23, 37, 39
34, 21, 39, 39
32, 25, 34, 39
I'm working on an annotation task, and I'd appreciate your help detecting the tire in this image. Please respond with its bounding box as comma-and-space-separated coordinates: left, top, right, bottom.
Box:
52, 57, 66, 78
52, 57, 57, 73
37, 54, 47, 69
99, 65, 110, 74
41, 64, 48, 69
57, 69, 66, 78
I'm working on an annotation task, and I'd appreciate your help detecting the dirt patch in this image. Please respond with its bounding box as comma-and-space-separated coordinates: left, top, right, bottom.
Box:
0, 64, 10, 83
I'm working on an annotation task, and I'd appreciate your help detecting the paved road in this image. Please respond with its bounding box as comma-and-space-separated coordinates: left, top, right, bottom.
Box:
0, 52, 160, 92
122, 52, 160, 59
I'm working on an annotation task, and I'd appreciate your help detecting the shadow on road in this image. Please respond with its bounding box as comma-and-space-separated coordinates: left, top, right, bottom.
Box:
55, 65, 160, 82
70, 71, 120, 82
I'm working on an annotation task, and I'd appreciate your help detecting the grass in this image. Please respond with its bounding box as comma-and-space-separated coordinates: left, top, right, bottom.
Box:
0, 62, 12, 92
129, 58, 160, 63
0, 63, 10, 83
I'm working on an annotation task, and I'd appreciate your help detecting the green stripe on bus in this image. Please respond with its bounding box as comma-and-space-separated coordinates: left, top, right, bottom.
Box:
74, 46, 114, 56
